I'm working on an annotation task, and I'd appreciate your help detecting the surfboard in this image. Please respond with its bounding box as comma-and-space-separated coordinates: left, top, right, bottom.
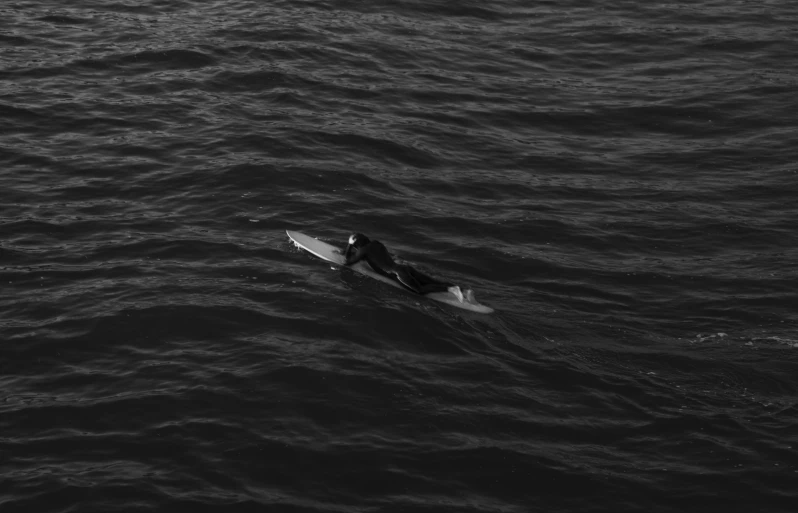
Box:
286, 230, 494, 314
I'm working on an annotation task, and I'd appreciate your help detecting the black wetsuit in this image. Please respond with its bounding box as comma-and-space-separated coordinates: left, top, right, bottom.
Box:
343, 236, 452, 295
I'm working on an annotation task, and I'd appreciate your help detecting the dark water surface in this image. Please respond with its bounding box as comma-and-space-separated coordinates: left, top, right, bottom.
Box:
2, 1, 797, 511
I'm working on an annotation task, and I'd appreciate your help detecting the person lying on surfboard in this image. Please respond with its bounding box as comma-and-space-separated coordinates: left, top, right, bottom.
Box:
341, 233, 471, 303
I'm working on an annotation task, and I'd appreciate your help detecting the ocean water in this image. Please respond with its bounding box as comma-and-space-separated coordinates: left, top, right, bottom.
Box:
2, 1, 797, 511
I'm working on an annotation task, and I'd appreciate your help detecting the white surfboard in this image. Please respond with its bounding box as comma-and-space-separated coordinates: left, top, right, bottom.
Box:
286, 230, 494, 314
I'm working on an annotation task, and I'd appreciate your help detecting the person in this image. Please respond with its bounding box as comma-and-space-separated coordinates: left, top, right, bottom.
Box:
341, 233, 467, 302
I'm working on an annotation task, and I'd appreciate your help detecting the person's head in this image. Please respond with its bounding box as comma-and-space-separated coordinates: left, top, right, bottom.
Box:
348, 233, 370, 248
344, 233, 370, 261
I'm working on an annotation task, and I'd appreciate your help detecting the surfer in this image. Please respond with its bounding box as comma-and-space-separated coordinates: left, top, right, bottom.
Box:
341, 233, 469, 302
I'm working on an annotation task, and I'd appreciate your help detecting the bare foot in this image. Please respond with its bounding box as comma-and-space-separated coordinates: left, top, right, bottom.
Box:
448, 286, 464, 302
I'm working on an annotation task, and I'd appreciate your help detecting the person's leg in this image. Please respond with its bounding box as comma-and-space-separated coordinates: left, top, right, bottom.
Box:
394, 265, 424, 293
400, 266, 464, 301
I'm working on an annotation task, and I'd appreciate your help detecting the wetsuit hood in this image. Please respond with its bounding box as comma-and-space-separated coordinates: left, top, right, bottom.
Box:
348, 233, 370, 248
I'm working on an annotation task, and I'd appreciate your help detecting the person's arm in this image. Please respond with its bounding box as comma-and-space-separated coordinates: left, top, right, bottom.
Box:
343, 243, 366, 266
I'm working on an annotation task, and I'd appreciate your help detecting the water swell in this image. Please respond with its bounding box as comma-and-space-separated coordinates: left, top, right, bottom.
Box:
2, 1, 797, 512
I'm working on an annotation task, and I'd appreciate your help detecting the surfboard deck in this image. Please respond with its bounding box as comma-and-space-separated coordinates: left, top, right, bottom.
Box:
286, 230, 494, 314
